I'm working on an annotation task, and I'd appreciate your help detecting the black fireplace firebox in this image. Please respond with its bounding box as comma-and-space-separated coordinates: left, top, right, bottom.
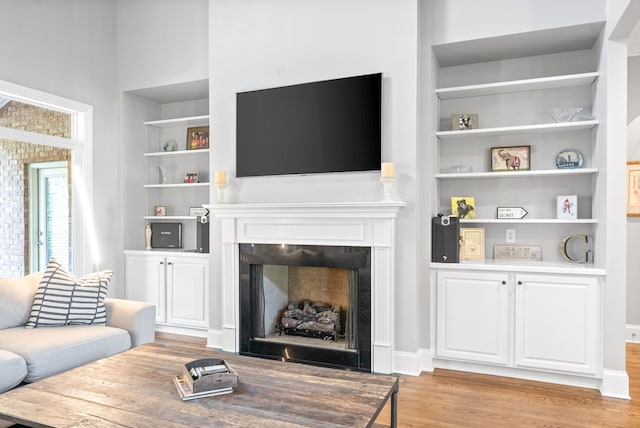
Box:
239, 243, 372, 371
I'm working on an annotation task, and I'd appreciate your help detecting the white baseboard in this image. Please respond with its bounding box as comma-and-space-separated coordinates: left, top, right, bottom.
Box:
155, 324, 208, 338
393, 350, 421, 375
625, 324, 640, 342
600, 369, 631, 399
206, 329, 223, 349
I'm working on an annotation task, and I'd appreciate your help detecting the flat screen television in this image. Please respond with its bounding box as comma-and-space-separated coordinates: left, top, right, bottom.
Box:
236, 73, 382, 177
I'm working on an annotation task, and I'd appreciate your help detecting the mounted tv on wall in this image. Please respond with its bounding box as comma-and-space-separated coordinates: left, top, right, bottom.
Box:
236, 73, 382, 178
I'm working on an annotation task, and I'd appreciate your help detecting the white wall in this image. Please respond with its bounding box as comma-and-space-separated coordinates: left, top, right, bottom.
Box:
115, 0, 208, 92
209, 0, 421, 352
0, 0, 120, 288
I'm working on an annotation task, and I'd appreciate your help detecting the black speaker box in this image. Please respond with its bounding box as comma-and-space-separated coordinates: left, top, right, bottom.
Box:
196, 216, 209, 253
431, 215, 459, 263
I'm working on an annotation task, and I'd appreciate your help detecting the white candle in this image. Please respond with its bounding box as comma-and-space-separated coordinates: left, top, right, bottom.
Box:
381, 162, 395, 178
214, 170, 227, 185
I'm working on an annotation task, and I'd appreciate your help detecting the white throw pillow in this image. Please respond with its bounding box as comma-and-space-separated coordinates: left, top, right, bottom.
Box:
26, 259, 112, 328
0, 272, 42, 329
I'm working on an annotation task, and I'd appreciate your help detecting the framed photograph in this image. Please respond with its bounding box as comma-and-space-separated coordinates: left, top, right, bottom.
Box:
451, 113, 478, 130
184, 172, 199, 183
557, 195, 577, 219
186, 126, 209, 150
451, 196, 475, 219
154, 206, 167, 216
491, 145, 531, 172
460, 228, 485, 260
627, 161, 640, 216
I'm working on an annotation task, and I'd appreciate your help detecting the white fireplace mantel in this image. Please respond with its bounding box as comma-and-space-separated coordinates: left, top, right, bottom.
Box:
205, 201, 406, 374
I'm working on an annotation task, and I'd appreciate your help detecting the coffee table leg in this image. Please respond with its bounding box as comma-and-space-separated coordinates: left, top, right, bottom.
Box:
390, 386, 398, 428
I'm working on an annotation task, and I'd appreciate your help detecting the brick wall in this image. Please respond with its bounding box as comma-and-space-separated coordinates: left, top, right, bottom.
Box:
0, 101, 70, 277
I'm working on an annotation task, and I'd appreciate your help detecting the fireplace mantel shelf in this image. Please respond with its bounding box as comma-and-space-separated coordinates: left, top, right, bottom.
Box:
204, 201, 407, 218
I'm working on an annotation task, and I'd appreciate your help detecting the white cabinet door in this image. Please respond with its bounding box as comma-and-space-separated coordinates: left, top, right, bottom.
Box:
125, 254, 166, 323
436, 271, 510, 365
166, 256, 209, 329
514, 274, 599, 375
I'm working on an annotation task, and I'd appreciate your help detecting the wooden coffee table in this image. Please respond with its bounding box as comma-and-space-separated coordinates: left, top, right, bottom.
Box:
0, 342, 398, 427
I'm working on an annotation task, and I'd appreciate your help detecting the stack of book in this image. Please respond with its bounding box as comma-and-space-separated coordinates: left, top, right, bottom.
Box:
173, 357, 238, 401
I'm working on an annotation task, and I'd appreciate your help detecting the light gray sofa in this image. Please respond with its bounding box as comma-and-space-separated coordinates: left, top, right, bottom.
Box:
0, 271, 156, 393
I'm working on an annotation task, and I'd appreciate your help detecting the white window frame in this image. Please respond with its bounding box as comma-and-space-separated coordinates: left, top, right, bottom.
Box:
0, 80, 93, 275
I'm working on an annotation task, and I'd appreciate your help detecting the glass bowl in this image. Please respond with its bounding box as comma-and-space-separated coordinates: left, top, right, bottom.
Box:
548, 107, 583, 123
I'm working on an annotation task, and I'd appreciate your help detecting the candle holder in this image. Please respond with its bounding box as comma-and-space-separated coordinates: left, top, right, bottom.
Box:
380, 177, 395, 201
216, 183, 227, 203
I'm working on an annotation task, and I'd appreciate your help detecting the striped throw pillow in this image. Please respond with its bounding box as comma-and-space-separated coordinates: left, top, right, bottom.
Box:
26, 259, 112, 328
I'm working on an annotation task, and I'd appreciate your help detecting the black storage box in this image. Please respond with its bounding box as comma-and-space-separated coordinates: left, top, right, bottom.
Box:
151, 223, 182, 249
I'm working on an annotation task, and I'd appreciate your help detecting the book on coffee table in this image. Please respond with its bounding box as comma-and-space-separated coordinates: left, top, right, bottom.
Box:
173, 373, 233, 401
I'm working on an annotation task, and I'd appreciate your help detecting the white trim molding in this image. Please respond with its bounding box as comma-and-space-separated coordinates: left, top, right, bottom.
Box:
0, 79, 93, 274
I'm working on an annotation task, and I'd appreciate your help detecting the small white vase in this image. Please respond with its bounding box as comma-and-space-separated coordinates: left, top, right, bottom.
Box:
158, 164, 174, 184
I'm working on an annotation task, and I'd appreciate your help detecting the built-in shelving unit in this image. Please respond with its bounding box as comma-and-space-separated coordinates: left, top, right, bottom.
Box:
436, 167, 598, 179
434, 68, 601, 266
143, 114, 210, 227
429, 32, 610, 392
144, 114, 209, 128
435, 71, 599, 99
144, 148, 210, 158
435, 119, 599, 139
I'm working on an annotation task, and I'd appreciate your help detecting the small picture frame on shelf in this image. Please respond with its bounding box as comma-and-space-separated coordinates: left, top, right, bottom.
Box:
557, 195, 578, 219
186, 126, 209, 150
184, 172, 199, 183
627, 161, 640, 217
491, 145, 531, 172
155, 206, 167, 216
451, 196, 475, 219
459, 228, 485, 260
451, 113, 478, 131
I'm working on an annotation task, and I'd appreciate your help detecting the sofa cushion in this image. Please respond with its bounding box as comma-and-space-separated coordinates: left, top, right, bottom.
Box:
0, 349, 27, 393
26, 260, 112, 328
0, 272, 42, 329
0, 325, 131, 383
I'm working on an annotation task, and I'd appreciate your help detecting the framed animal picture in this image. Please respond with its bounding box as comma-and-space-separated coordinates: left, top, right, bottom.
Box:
491, 145, 531, 172
451, 196, 475, 219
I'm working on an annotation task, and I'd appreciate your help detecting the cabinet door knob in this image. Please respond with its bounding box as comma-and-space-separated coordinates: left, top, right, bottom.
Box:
159, 261, 164, 265
501, 280, 507, 285
167, 261, 173, 266
517, 280, 523, 286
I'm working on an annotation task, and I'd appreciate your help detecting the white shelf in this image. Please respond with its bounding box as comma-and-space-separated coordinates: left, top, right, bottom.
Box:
460, 218, 598, 224
143, 216, 197, 220
436, 72, 599, 100
144, 115, 209, 128
144, 182, 209, 189
436, 168, 598, 179
144, 149, 210, 158
431, 260, 605, 276
437, 120, 598, 139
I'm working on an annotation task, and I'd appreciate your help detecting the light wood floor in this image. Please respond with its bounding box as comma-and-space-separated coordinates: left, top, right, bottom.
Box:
156, 333, 640, 427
